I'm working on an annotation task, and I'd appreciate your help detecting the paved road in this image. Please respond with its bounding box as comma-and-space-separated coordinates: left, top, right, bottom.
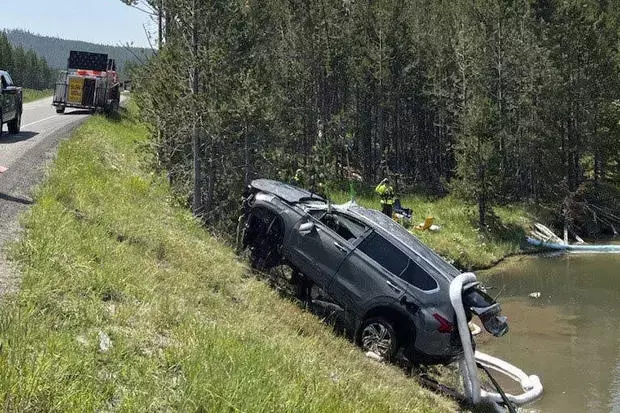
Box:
0, 98, 90, 295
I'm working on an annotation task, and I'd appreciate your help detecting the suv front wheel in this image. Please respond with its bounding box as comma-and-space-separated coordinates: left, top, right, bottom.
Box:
360, 317, 399, 361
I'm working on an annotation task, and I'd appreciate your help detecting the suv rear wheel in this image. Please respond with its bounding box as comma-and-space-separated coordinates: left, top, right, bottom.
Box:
360, 317, 399, 361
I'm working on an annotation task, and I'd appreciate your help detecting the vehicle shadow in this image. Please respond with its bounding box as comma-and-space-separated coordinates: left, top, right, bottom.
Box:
0, 192, 34, 205
0, 131, 39, 144
252, 263, 351, 337
106, 106, 127, 123
63, 110, 93, 116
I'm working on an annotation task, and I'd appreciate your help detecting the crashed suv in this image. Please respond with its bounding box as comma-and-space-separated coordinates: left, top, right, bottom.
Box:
241, 179, 507, 365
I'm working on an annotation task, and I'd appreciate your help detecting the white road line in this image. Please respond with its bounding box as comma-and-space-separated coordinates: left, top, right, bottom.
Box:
21, 115, 59, 129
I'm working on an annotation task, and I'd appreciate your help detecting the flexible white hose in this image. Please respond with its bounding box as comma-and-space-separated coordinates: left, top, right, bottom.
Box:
450, 273, 544, 410
449, 272, 481, 403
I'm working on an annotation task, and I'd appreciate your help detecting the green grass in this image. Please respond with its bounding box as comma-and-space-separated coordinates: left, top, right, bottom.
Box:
22, 88, 53, 103
330, 192, 534, 270
0, 107, 454, 412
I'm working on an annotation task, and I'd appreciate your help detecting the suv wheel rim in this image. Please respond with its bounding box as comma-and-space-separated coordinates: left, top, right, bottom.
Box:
361, 323, 392, 357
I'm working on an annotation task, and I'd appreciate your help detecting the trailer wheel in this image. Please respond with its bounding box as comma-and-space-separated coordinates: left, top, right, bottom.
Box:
56, 106, 65, 114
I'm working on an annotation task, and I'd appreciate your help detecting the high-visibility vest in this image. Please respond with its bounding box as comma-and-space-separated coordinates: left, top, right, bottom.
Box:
292, 173, 304, 187
375, 183, 394, 205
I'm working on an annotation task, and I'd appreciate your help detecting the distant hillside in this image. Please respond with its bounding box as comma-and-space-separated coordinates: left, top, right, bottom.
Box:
3, 29, 152, 76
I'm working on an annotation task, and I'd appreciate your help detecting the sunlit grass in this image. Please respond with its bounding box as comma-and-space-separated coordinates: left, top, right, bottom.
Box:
22, 88, 53, 103
0, 106, 454, 412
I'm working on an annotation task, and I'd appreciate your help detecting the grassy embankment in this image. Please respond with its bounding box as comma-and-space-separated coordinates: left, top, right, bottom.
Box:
329, 192, 534, 270
0, 108, 454, 412
22, 88, 53, 103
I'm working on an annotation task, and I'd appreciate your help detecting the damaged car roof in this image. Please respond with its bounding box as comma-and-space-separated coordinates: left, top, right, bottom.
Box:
251, 179, 325, 203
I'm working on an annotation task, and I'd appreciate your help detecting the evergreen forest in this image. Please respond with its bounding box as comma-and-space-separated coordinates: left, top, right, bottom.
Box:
0, 32, 55, 90
3, 29, 151, 77
128, 0, 620, 234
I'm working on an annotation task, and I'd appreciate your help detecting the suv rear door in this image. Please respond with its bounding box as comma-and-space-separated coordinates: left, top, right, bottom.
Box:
328, 229, 410, 316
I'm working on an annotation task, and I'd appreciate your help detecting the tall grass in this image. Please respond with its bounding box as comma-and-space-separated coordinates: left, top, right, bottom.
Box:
22, 88, 53, 103
0, 108, 454, 412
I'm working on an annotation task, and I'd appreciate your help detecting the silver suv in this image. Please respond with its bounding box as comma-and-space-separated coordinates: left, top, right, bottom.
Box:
242, 179, 507, 365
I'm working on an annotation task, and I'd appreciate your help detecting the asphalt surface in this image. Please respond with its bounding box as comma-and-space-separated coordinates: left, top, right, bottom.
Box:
0, 98, 90, 296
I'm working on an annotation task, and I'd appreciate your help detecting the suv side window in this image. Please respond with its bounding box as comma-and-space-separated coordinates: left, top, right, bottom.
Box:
358, 231, 408, 276
1, 75, 7, 89
399, 258, 438, 291
309, 211, 367, 243
358, 232, 438, 291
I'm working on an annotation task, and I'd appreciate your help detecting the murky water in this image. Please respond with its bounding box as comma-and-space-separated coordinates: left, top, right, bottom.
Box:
477, 251, 620, 413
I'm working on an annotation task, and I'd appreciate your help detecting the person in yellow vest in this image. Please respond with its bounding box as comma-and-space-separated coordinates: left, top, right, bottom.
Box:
312, 173, 327, 198
291, 168, 305, 188
375, 177, 395, 217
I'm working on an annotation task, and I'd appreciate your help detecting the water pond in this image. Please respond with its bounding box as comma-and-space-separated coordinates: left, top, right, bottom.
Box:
478, 250, 620, 412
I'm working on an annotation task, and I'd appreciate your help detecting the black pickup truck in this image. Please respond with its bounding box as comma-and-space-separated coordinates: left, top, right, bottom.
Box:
0, 70, 23, 135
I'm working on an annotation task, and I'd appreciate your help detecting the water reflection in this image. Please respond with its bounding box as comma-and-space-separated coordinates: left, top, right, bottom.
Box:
478, 253, 620, 413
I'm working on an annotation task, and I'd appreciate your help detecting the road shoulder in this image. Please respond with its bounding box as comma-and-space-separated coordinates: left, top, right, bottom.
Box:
0, 121, 86, 297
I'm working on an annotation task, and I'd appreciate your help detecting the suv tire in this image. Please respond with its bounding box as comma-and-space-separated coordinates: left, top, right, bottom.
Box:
359, 317, 399, 361
8, 110, 21, 134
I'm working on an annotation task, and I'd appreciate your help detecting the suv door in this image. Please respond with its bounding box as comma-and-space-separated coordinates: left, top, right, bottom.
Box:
328, 229, 409, 316
287, 212, 356, 289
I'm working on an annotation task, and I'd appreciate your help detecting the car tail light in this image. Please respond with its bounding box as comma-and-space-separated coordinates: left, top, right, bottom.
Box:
433, 313, 454, 333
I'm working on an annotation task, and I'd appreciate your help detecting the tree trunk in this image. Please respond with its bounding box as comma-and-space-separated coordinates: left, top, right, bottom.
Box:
478, 162, 486, 228
206, 137, 215, 222
191, 0, 203, 217
244, 124, 250, 186
158, 0, 164, 48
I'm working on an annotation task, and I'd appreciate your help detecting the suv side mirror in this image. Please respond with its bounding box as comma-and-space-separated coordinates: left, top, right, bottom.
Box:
299, 221, 315, 235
